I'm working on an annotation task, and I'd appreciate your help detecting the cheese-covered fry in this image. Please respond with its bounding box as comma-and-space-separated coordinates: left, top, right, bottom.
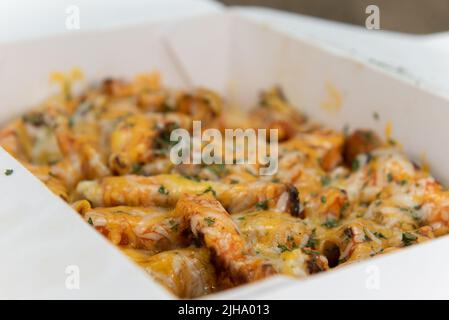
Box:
123, 247, 217, 298
175, 194, 276, 284
82, 206, 189, 253
76, 174, 227, 207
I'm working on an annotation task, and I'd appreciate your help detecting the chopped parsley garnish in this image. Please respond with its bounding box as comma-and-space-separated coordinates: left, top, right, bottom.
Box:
169, 219, 179, 232
302, 248, 321, 256
183, 174, 201, 182
48, 171, 57, 178
87, 217, 94, 226
340, 202, 350, 215
245, 168, 257, 177
410, 210, 422, 222
370, 248, 385, 257
230, 179, 239, 184
202, 185, 216, 197
351, 158, 360, 171
255, 199, 269, 210
363, 229, 372, 241
4, 169, 13, 176
277, 244, 290, 253
338, 256, 349, 264
153, 123, 180, 155
373, 232, 387, 239
320, 176, 331, 186
399, 179, 408, 186
306, 229, 319, 249
131, 163, 143, 175
322, 218, 338, 228
77, 101, 94, 116
204, 217, 216, 226
284, 236, 299, 250
402, 232, 417, 246
68, 117, 75, 128
373, 112, 380, 121
387, 173, 393, 182
237, 216, 246, 221
22, 112, 45, 126
158, 185, 169, 195
320, 196, 327, 204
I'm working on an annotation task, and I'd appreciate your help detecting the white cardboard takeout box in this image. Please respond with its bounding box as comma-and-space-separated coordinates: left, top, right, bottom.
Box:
1, 12, 449, 299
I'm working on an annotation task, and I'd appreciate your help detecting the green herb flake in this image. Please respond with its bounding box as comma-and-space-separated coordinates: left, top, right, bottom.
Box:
387, 173, 394, 182
202, 185, 217, 197
306, 229, 319, 249
410, 210, 422, 222
169, 219, 179, 232
277, 244, 290, 253
153, 123, 180, 155
4, 169, 13, 176
48, 171, 57, 178
338, 257, 349, 264
22, 112, 45, 126
158, 185, 169, 195
373, 232, 387, 239
183, 174, 201, 182
302, 248, 321, 256
255, 199, 269, 211
340, 202, 350, 215
320, 176, 331, 187
131, 163, 143, 175
68, 117, 75, 128
320, 196, 327, 204
204, 217, 216, 226
87, 217, 94, 226
351, 158, 360, 171
402, 232, 418, 246
373, 112, 380, 121
322, 218, 338, 228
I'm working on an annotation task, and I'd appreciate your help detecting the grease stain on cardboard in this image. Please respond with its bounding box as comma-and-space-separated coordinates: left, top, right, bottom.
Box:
321, 82, 342, 113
